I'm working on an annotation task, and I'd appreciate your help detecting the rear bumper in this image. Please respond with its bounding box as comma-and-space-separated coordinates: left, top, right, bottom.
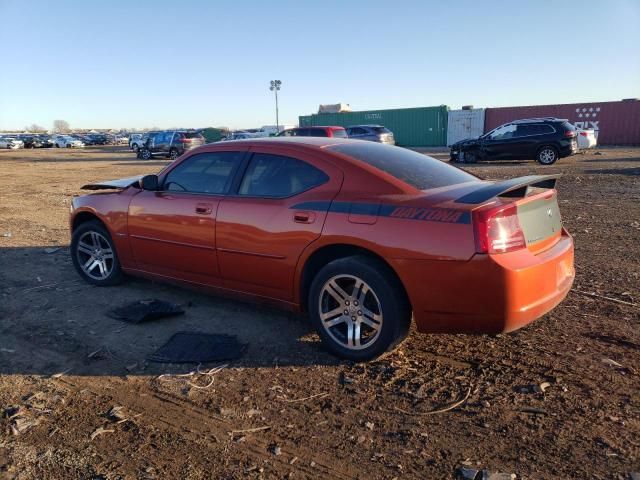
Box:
394, 232, 574, 334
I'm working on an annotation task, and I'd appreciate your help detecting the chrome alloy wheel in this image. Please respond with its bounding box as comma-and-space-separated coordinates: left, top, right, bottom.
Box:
539, 148, 556, 164
75, 231, 114, 280
318, 275, 383, 350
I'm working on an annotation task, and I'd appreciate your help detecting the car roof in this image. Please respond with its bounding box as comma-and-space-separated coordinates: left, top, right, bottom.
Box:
347, 124, 383, 128
219, 136, 354, 148
511, 117, 568, 124
292, 126, 345, 130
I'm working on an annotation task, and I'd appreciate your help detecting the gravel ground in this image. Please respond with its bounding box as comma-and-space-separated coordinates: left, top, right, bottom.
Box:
0, 145, 638, 479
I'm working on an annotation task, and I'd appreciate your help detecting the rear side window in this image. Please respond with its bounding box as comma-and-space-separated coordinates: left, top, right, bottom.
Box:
371, 126, 391, 134
163, 151, 243, 194
328, 142, 477, 190
331, 129, 347, 138
309, 128, 328, 137
239, 153, 329, 197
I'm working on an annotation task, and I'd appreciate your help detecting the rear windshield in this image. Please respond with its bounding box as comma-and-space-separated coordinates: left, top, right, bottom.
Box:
328, 142, 477, 190
561, 121, 576, 132
371, 126, 391, 134
331, 129, 348, 138
184, 132, 203, 139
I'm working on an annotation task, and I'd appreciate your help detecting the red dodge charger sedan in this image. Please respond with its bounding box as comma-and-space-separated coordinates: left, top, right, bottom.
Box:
70, 138, 575, 360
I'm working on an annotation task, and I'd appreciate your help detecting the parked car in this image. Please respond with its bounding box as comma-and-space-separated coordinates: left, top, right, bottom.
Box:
79, 135, 96, 146
346, 125, 395, 145
278, 126, 348, 138
221, 132, 261, 141
258, 125, 296, 136
87, 134, 108, 145
450, 118, 577, 165
70, 137, 574, 361
53, 135, 85, 148
38, 135, 54, 148
16, 135, 40, 148
576, 127, 597, 150
129, 134, 144, 151
138, 130, 205, 160
0, 136, 24, 149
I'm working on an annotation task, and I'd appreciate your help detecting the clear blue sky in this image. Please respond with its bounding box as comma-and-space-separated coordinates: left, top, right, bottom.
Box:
1, 0, 638, 131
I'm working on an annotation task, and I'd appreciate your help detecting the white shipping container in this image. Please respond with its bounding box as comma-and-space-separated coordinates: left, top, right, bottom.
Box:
447, 109, 485, 146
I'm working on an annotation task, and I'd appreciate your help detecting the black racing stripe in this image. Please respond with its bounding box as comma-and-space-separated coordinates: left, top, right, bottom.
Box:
291, 201, 470, 224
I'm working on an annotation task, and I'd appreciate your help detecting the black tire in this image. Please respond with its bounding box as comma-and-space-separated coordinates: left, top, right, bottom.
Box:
462, 151, 477, 163
140, 148, 152, 160
66, 143, 71, 148
308, 255, 411, 361
70, 220, 124, 286
537, 145, 558, 165
169, 148, 179, 159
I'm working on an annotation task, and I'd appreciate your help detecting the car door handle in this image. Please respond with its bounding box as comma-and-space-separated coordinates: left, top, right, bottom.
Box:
293, 211, 316, 224
195, 203, 213, 215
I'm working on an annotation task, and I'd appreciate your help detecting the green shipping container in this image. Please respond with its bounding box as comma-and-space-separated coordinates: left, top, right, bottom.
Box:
200, 127, 225, 143
299, 105, 448, 147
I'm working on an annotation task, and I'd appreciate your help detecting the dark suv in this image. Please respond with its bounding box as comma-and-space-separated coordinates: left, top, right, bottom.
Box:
277, 126, 347, 138
138, 130, 205, 160
450, 118, 577, 165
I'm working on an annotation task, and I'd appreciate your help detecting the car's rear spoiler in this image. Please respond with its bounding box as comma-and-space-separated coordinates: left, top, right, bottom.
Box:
455, 174, 560, 204
81, 175, 142, 190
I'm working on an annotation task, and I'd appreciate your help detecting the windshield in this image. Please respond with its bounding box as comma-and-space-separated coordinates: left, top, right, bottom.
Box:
328, 142, 478, 190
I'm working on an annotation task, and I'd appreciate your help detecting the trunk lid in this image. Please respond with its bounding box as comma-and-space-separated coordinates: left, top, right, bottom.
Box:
515, 189, 562, 253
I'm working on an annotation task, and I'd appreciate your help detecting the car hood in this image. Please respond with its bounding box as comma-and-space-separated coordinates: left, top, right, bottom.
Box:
81, 175, 142, 190
451, 137, 481, 148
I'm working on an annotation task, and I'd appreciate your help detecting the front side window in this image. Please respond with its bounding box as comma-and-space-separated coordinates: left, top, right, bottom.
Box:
238, 153, 329, 197
163, 151, 243, 194
489, 124, 516, 140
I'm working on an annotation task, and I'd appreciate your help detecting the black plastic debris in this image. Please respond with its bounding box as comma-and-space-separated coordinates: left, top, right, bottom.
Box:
147, 332, 247, 364
107, 299, 185, 324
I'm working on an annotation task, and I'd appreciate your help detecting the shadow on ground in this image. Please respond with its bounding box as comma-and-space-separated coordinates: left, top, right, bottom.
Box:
0, 246, 339, 377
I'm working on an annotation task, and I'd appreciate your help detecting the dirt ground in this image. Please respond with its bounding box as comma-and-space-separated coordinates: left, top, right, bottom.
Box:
0, 145, 638, 480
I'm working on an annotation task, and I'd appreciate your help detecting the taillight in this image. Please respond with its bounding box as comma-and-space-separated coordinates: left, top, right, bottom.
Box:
564, 130, 576, 138
178, 138, 192, 143
579, 132, 587, 137
473, 204, 526, 254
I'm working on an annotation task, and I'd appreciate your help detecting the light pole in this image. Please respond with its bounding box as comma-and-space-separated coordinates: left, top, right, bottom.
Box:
269, 80, 282, 131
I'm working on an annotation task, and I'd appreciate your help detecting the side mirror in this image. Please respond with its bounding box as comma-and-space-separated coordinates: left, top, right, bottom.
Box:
140, 174, 159, 191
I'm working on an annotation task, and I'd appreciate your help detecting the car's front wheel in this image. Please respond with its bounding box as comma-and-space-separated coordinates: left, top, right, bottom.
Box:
308, 256, 411, 361
537, 146, 558, 165
71, 220, 124, 286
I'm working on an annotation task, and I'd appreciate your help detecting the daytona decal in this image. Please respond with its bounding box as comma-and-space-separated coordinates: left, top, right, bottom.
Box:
291, 202, 470, 224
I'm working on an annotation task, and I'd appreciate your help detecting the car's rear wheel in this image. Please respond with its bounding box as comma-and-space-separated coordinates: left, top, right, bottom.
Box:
537, 146, 558, 165
309, 256, 410, 361
169, 148, 179, 159
71, 220, 123, 286
140, 148, 152, 160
